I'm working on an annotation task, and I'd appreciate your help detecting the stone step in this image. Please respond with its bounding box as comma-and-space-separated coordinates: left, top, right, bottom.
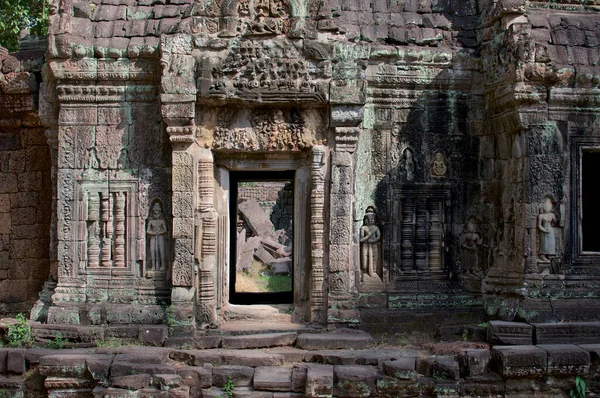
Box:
295, 329, 374, 350
221, 332, 298, 349
223, 304, 293, 323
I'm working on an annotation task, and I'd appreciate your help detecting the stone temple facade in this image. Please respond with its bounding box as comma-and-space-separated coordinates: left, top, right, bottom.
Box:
1, 0, 600, 333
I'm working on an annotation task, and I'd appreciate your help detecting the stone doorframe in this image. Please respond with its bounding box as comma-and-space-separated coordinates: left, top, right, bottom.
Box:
213, 152, 320, 324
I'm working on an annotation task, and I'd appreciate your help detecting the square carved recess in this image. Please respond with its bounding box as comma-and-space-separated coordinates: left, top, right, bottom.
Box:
75, 180, 139, 276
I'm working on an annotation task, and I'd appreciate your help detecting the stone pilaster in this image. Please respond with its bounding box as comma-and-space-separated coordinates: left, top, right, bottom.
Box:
327, 127, 360, 325
160, 33, 197, 332
310, 145, 327, 323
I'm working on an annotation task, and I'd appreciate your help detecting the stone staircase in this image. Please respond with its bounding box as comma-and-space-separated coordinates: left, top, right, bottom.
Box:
1, 324, 600, 397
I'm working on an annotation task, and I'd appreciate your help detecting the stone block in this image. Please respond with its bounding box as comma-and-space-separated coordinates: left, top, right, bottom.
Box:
0, 350, 7, 374
532, 323, 571, 344
305, 364, 333, 397
254, 366, 293, 391
570, 322, 600, 344
333, 365, 376, 397
86, 354, 113, 383
221, 351, 285, 367
212, 365, 254, 387
238, 199, 274, 237
491, 345, 547, 378
417, 356, 459, 380
488, 321, 533, 345
458, 349, 490, 377
153, 374, 185, 388
221, 333, 297, 349
538, 344, 590, 376
382, 357, 416, 380
138, 325, 167, 346
296, 329, 373, 350
113, 373, 152, 390
39, 354, 88, 377
177, 366, 212, 389
6, 349, 25, 374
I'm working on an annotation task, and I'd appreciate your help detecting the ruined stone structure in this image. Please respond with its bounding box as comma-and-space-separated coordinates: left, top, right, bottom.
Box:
1, 0, 600, 335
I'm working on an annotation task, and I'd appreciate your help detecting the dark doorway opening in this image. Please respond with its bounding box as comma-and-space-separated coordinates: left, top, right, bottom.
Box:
582, 150, 600, 252
229, 171, 295, 304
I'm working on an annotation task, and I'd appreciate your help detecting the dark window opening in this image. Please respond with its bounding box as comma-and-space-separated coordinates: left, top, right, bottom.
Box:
229, 171, 294, 305
582, 150, 600, 252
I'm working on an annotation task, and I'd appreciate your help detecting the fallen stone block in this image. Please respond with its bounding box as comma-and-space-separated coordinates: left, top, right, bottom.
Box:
460, 374, 505, 397
305, 350, 358, 365
177, 365, 212, 389
270, 258, 292, 275
492, 345, 547, 378
103, 387, 139, 397
112, 373, 152, 390
239, 199, 274, 237
355, 349, 408, 366
376, 372, 413, 397
255, 245, 275, 264
254, 366, 293, 391
201, 387, 226, 398
39, 354, 88, 377
305, 364, 333, 397
296, 329, 373, 350
417, 356, 459, 381
488, 321, 533, 345
333, 365, 377, 398
538, 344, 590, 376
153, 374, 185, 389
272, 393, 303, 398
458, 349, 490, 377
138, 386, 169, 397
221, 332, 297, 349
110, 362, 177, 379
532, 323, 571, 344
166, 385, 190, 397
382, 357, 416, 380
212, 365, 254, 387
86, 354, 113, 383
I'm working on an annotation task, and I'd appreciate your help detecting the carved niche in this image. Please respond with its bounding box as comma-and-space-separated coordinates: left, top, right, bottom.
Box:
219, 0, 290, 38
75, 181, 139, 276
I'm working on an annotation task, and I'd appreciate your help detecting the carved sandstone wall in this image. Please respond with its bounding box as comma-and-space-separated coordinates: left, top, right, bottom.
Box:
0, 46, 52, 315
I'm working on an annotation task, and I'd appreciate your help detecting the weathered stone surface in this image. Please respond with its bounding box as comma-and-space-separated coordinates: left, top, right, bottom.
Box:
488, 321, 533, 346
39, 354, 87, 377
177, 365, 212, 389
417, 356, 460, 380
221, 333, 297, 349
382, 357, 416, 380
238, 199, 274, 237
253, 366, 293, 391
458, 349, 490, 377
138, 325, 168, 346
296, 329, 373, 350
532, 323, 572, 344
6, 349, 26, 374
492, 346, 547, 378
538, 344, 590, 376
333, 365, 377, 397
305, 364, 334, 397
221, 351, 285, 367
112, 373, 152, 390
212, 365, 254, 387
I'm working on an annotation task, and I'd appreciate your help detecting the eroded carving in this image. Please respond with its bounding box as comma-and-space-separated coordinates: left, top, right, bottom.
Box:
537, 197, 557, 264
360, 206, 381, 281
147, 200, 168, 273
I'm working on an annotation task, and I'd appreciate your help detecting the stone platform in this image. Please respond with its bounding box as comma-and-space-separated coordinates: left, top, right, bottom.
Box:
1, 321, 600, 397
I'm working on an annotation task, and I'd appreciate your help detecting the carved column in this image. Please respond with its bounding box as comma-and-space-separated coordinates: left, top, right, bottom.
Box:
160, 33, 198, 333
328, 127, 360, 325
310, 146, 327, 323
195, 151, 217, 326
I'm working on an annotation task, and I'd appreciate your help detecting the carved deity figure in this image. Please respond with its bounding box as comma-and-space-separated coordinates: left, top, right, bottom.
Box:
431, 152, 447, 178
147, 202, 168, 272
537, 197, 556, 263
461, 219, 483, 275
360, 206, 381, 280
403, 148, 415, 181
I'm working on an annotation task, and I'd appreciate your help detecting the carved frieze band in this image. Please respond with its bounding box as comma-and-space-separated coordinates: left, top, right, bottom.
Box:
310, 145, 327, 323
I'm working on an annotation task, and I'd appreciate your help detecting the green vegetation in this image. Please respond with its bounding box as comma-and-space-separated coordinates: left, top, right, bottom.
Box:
48, 332, 68, 349
0, 0, 49, 51
235, 260, 292, 293
570, 375, 586, 398
6, 313, 33, 348
223, 377, 235, 398
164, 305, 192, 332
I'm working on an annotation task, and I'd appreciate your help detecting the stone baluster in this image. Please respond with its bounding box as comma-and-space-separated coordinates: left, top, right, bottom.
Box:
114, 192, 126, 268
